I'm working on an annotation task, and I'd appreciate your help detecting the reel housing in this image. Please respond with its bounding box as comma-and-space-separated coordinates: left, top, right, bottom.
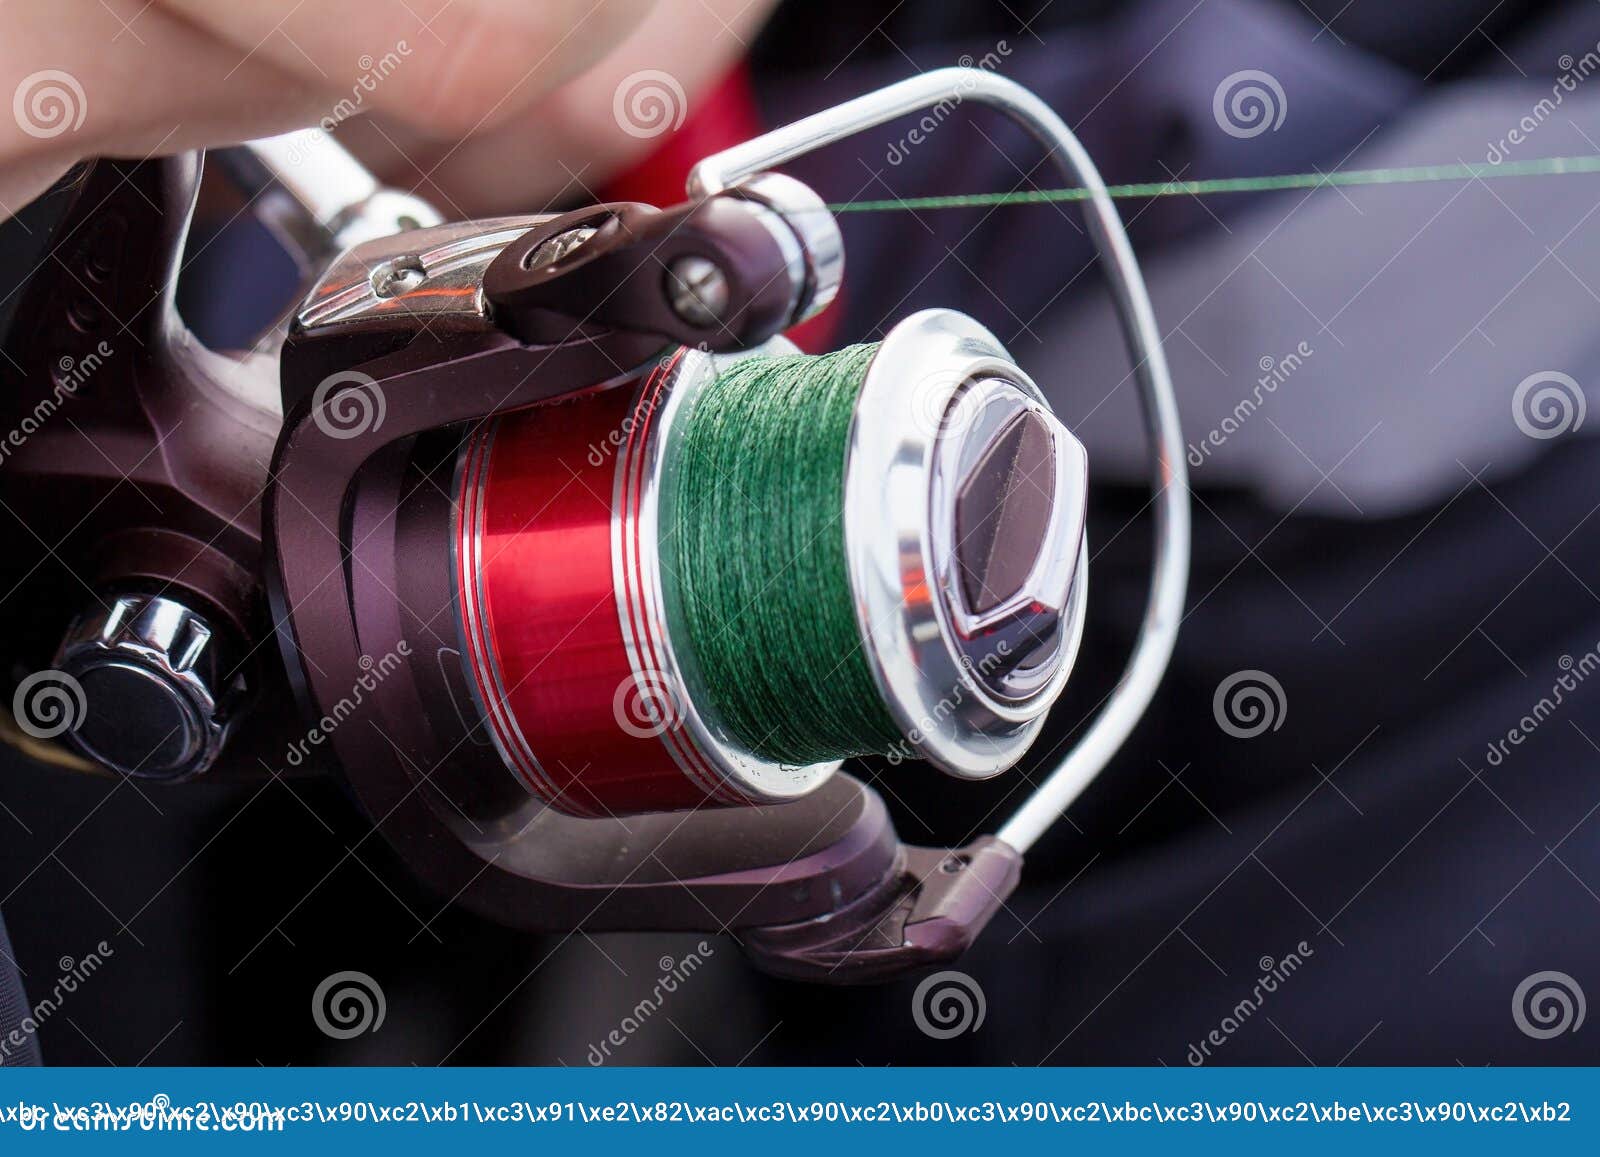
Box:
0, 70, 1186, 982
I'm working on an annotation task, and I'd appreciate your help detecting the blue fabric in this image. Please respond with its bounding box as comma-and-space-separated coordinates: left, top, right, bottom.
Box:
763, 0, 1600, 515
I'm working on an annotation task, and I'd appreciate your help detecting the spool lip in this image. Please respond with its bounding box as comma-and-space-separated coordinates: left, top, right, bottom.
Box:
844, 309, 1089, 779
625, 343, 842, 803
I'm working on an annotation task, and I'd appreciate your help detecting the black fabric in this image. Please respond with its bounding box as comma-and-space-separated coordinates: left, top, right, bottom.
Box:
0, 912, 40, 1066
735, 436, 1600, 1064
5, 432, 1595, 1064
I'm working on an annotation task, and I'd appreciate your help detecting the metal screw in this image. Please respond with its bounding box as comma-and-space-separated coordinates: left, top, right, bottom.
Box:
664, 255, 730, 328
370, 255, 426, 298
525, 225, 599, 271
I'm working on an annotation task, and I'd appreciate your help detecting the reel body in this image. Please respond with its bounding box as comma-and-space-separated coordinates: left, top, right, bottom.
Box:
0, 70, 1187, 983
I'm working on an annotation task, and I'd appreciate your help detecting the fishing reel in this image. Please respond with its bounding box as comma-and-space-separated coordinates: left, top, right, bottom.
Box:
0, 70, 1187, 982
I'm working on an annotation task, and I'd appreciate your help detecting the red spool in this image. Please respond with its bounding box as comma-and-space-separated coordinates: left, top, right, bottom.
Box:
454, 357, 753, 818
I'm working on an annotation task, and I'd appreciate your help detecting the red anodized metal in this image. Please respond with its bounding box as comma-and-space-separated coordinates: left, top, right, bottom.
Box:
455, 357, 747, 818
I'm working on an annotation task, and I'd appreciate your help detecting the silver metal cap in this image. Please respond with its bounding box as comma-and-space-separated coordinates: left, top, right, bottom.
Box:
55, 594, 233, 781
844, 309, 1088, 779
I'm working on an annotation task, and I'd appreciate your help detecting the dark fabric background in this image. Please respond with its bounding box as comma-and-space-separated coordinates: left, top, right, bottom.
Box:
0, 913, 40, 1065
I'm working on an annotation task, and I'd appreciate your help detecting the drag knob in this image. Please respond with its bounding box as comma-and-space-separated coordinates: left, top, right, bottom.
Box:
939, 379, 1087, 703
54, 594, 234, 781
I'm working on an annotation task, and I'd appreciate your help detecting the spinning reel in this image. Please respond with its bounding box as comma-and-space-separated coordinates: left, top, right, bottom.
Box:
0, 71, 1187, 981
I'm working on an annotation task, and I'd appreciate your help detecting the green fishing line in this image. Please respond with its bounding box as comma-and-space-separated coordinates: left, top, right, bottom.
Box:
663, 343, 904, 766
825, 154, 1600, 213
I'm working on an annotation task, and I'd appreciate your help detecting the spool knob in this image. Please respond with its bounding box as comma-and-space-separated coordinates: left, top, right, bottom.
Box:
845, 309, 1089, 778
54, 593, 234, 781
939, 378, 1085, 702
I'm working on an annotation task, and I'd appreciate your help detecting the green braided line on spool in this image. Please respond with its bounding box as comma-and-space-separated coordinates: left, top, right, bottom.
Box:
662, 343, 904, 766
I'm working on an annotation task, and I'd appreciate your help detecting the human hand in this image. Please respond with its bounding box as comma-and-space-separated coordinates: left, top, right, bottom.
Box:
1, 0, 774, 217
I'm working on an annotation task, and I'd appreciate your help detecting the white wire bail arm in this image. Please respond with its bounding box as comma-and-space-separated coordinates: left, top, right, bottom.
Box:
688, 67, 1191, 854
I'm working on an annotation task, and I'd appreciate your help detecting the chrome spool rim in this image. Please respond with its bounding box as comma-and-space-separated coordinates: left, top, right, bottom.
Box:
844, 309, 1089, 779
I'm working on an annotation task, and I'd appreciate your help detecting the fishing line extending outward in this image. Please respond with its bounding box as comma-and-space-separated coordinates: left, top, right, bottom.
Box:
823, 154, 1600, 213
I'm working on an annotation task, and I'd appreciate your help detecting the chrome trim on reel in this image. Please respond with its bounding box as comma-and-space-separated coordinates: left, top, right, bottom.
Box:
846, 309, 1087, 779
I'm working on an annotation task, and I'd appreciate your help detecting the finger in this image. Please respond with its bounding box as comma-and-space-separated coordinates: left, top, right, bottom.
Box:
154, 0, 656, 138
339, 0, 778, 215
2, 1, 336, 167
